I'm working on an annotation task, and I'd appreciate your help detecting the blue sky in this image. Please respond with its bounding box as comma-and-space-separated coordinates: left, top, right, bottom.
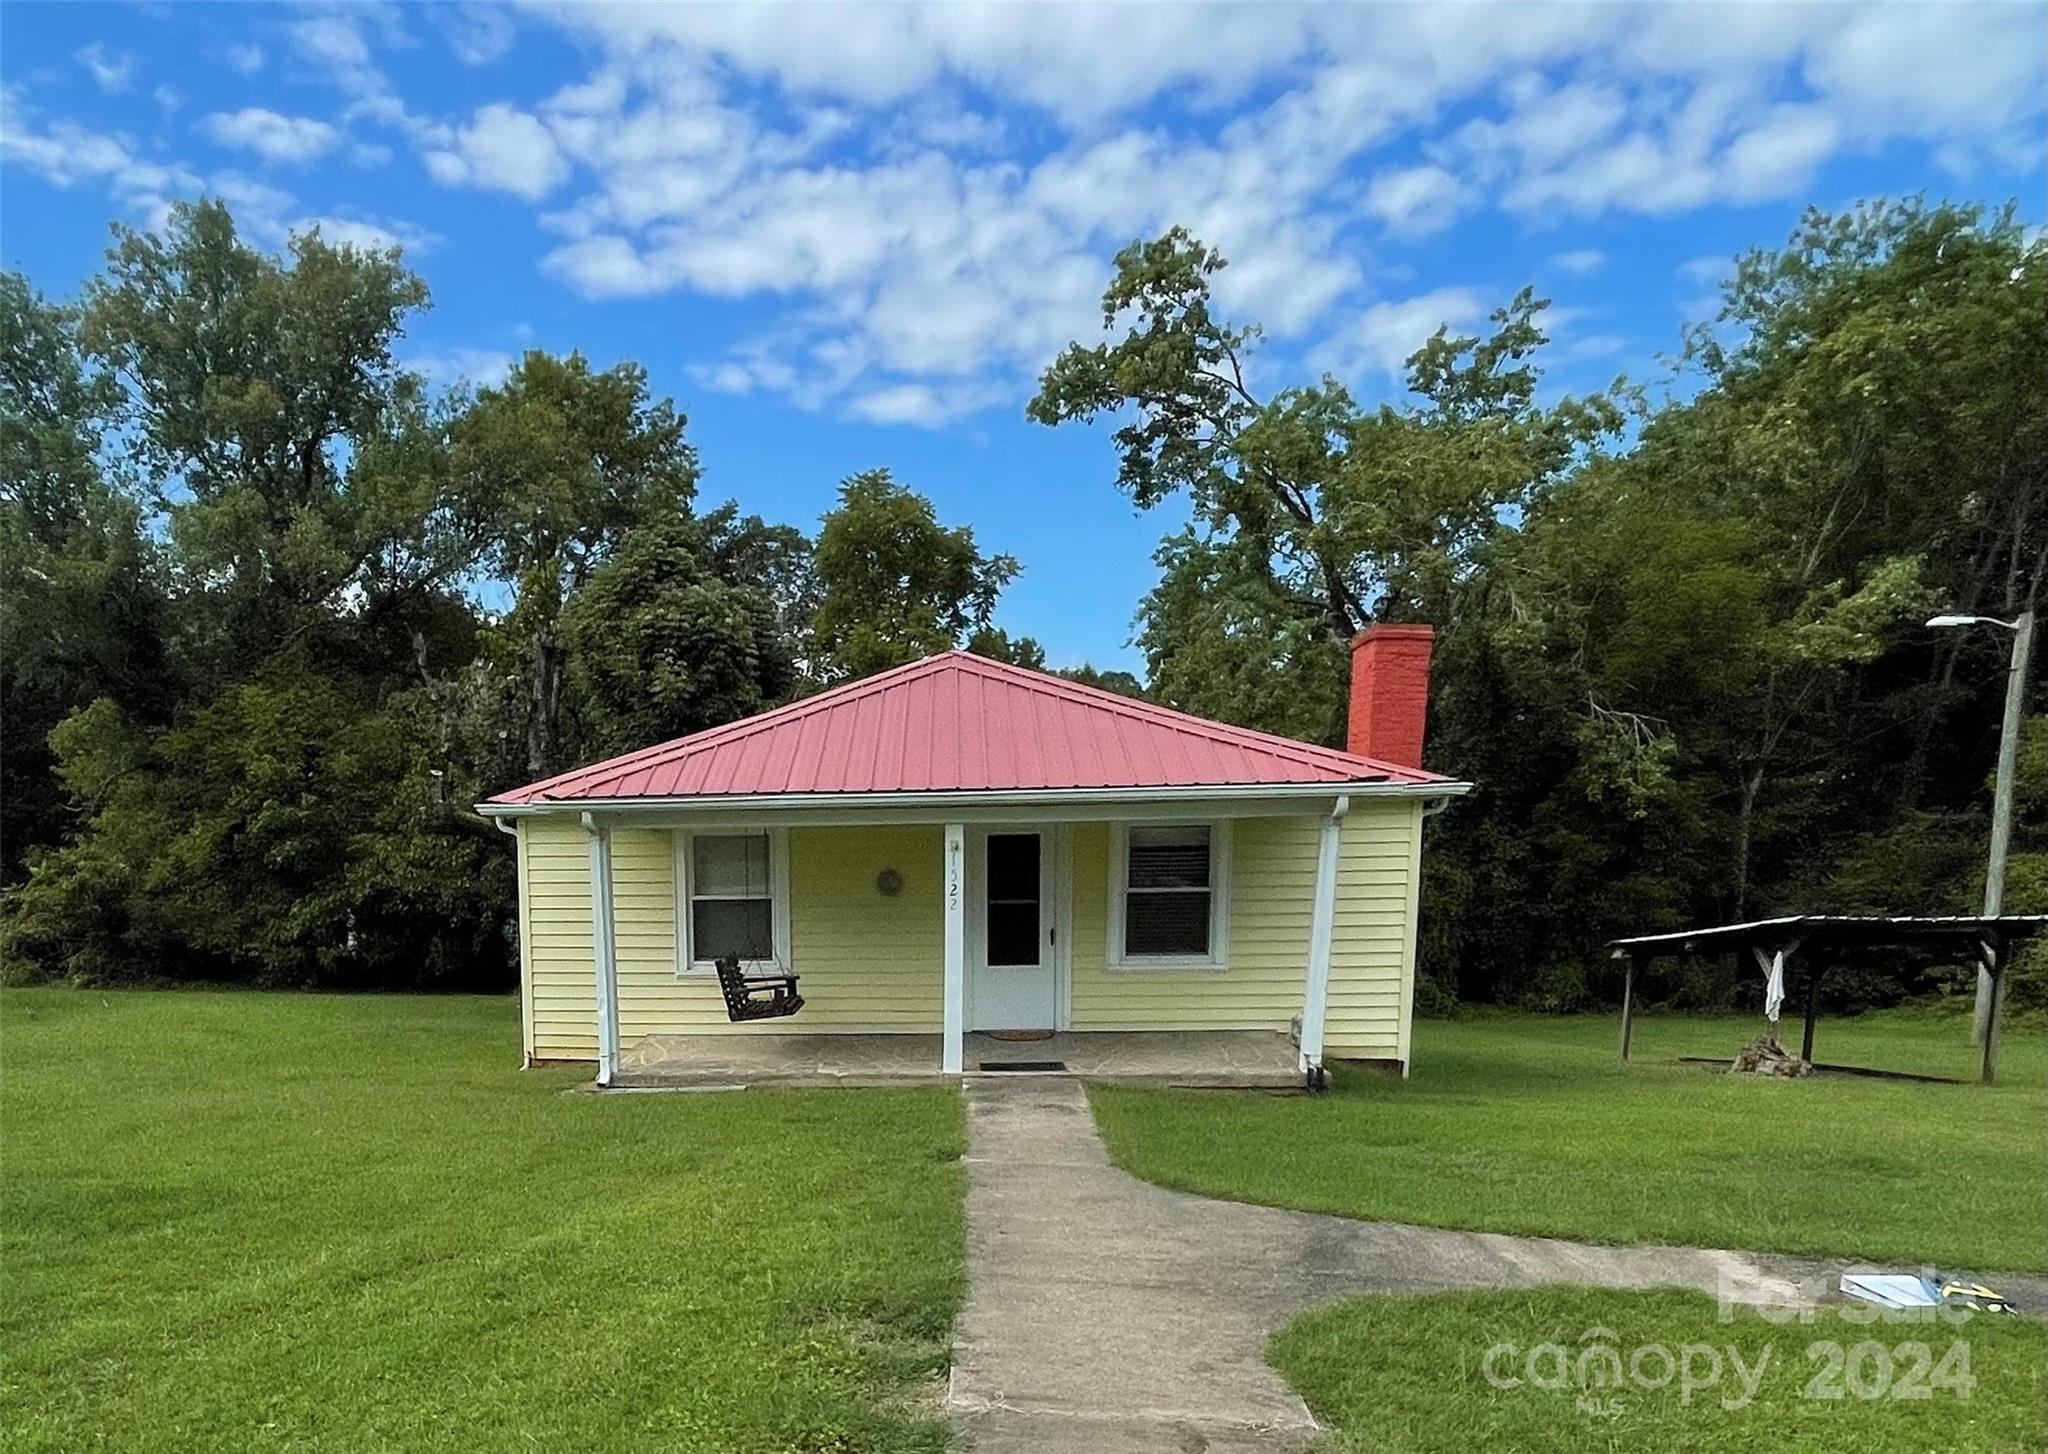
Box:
4, 2, 2042, 672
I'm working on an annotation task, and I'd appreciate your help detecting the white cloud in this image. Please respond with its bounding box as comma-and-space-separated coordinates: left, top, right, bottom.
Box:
1718, 105, 1840, 203
405, 346, 516, 388
537, 2, 1324, 123
289, 12, 409, 128
57, 0, 2009, 425
1560, 332, 1628, 361
424, 103, 570, 199
75, 44, 135, 94
208, 172, 297, 228
1499, 89, 1845, 217
202, 108, 343, 165
847, 383, 949, 427
1363, 164, 1469, 236
297, 213, 440, 255
1802, 2, 2046, 136
1, 87, 199, 224
1677, 254, 1728, 286
441, 5, 519, 66
292, 14, 373, 72
2, 90, 433, 264
223, 44, 265, 76
543, 235, 661, 296
1315, 288, 1485, 381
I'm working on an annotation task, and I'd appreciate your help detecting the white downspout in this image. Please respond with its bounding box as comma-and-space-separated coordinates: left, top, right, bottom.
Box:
581, 811, 621, 1087
1299, 794, 1349, 1086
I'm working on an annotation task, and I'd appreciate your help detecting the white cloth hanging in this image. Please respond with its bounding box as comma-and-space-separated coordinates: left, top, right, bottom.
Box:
1764, 949, 1786, 1024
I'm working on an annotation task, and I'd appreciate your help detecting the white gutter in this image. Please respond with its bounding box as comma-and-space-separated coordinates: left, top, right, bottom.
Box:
477, 778, 1471, 818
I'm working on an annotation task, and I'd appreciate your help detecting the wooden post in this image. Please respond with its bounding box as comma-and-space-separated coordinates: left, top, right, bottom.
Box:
1980, 938, 2003, 1085
1800, 955, 1822, 1064
1619, 953, 1638, 1063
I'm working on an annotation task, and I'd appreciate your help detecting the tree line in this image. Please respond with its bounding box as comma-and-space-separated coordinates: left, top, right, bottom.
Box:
1031, 199, 2045, 1012
3, 196, 2040, 1008
0, 201, 1134, 988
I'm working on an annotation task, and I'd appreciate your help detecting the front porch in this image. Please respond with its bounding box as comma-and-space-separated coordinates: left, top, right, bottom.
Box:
614, 1029, 1304, 1089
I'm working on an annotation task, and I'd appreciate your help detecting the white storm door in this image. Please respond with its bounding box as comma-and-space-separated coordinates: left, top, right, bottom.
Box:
967, 829, 1056, 1031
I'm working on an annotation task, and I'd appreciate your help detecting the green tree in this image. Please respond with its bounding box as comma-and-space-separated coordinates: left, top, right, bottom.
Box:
963, 626, 1046, 669
1, 663, 509, 988
810, 469, 1018, 680
1032, 228, 1617, 741
1431, 199, 2043, 1002
562, 507, 797, 758
449, 351, 699, 777
79, 201, 431, 682
1, 273, 176, 878
1053, 662, 1148, 699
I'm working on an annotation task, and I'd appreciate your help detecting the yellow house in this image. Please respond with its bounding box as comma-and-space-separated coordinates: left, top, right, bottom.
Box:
479, 631, 1469, 1086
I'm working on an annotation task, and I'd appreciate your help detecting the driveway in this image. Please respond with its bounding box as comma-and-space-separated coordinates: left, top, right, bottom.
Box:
947, 1074, 2039, 1453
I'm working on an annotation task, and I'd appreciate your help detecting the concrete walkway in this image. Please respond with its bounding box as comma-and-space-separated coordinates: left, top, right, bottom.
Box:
947, 1075, 2044, 1453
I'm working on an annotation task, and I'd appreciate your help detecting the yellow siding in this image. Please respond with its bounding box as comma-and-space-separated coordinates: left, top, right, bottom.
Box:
1069, 818, 1314, 1030
520, 820, 945, 1059
523, 817, 597, 1060
1323, 800, 1424, 1064
519, 804, 1422, 1065
1066, 804, 1420, 1060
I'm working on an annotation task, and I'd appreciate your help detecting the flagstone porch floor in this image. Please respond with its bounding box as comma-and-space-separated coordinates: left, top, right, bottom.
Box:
610, 1029, 1303, 1090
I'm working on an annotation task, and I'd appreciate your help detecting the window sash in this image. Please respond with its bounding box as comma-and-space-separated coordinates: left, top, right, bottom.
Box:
1111, 822, 1226, 967
679, 831, 786, 972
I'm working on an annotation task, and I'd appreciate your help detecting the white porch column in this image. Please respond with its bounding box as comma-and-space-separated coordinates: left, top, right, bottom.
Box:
942, 823, 966, 1073
582, 812, 621, 1087
1299, 795, 1350, 1076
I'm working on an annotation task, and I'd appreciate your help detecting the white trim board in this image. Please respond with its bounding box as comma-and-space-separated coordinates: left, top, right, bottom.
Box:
673, 826, 792, 975
481, 780, 1469, 825
1105, 819, 1233, 971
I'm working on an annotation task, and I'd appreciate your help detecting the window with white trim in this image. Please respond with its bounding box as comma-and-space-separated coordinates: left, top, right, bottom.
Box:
1108, 822, 1229, 968
678, 830, 788, 971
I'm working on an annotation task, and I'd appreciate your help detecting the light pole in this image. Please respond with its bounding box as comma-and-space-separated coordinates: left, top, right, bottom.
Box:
1927, 609, 2036, 1044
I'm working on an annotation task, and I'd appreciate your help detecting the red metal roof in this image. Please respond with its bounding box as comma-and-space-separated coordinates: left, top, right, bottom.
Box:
489, 650, 1449, 805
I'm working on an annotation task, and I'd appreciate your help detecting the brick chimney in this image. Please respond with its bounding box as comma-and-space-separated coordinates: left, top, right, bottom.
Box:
1347, 624, 1435, 768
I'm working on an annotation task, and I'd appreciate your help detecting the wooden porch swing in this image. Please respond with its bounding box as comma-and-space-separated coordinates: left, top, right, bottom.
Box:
713, 954, 805, 1022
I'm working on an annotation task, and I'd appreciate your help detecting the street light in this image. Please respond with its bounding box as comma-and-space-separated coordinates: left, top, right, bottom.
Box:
1926, 608, 2036, 1045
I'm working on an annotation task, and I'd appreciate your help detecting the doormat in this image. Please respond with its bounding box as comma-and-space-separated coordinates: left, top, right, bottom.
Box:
987, 1029, 1054, 1041
979, 1060, 1068, 1073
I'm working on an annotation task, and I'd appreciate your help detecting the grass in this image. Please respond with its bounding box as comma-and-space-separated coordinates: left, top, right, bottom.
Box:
1271, 1287, 2047, 1453
1090, 1010, 2047, 1270
0, 989, 964, 1454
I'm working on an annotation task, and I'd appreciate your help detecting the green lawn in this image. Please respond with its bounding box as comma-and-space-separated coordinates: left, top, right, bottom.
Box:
0, 990, 964, 1454
1272, 1287, 2047, 1453
1091, 1011, 2047, 1270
